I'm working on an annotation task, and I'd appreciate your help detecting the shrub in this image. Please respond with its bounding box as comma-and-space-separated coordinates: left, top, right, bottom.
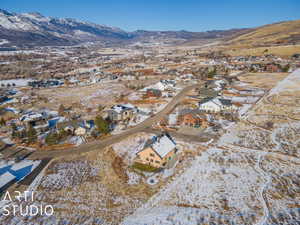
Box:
95, 115, 110, 134
131, 162, 161, 173
45, 132, 59, 145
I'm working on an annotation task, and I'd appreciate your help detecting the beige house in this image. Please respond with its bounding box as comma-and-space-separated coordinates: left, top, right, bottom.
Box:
135, 134, 178, 168
75, 127, 86, 136
107, 104, 135, 123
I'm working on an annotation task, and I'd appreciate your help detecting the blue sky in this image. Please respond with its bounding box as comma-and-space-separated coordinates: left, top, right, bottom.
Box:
1, 0, 300, 31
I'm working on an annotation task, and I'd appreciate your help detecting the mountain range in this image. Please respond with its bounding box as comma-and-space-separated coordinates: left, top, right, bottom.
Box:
0, 8, 247, 48
0, 8, 299, 49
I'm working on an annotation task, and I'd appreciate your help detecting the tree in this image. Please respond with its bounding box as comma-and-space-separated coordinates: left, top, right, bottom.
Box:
11, 123, 18, 138
95, 116, 110, 134
45, 132, 59, 145
58, 129, 68, 141
0, 118, 6, 126
282, 64, 290, 72
58, 104, 65, 116
27, 125, 37, 144
207, 67, 217, 78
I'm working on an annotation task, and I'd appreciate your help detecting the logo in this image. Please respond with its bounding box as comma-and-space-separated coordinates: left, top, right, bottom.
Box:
1, 191, 54, 216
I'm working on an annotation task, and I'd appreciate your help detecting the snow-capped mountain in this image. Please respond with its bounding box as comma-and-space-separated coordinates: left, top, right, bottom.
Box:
0, 9, 131, 48
0, 8, 248, 48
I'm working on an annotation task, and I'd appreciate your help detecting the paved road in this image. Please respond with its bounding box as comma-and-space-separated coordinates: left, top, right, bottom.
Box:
29, 83, 202, 160
144, 128, 217, 143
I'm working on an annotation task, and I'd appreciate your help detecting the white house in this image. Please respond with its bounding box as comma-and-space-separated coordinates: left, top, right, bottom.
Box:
198, 97, 237, 113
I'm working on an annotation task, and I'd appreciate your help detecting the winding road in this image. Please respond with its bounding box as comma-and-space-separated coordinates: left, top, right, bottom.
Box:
29, 83, 203, 160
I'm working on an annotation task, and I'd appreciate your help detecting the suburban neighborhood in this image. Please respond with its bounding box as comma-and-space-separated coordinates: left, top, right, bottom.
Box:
0, 2, 300, 225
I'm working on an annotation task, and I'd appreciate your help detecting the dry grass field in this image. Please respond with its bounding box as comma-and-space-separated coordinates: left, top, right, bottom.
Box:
225, 44, 300, 57
237, 72, 289, 89
228, 19, 300, 47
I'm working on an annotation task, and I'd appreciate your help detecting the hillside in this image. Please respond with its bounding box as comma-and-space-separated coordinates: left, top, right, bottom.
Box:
229, 19, 300, 47
214, 20, 300, 57
0, 8, 246, 49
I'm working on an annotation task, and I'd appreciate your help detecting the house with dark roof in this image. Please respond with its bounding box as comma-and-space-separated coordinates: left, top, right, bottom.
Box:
107, 104, 136, 123
177, 109, 208, 128
146, 88, 162, 98
198, 97, 237, 113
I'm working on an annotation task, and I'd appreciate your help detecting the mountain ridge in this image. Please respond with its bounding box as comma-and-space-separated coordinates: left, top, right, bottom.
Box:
1, 8, 299, 49
0, 8, 249, 48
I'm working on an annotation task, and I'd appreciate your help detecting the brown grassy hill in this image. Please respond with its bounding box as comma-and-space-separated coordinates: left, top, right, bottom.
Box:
219, 19, 300, 56
228, 19, 300, 48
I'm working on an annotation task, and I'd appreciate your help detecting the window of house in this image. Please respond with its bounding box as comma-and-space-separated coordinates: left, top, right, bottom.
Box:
168, 157, 172, 160
150, 153, 155, 157
150, 159, 153, 162
146, 158, 149, 161
155, 160, 160, 164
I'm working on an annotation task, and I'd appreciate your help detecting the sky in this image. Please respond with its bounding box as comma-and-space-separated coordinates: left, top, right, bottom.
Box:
1, 0, 300, 31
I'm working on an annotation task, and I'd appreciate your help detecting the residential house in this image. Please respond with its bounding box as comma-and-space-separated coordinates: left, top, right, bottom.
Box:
177, 109, 209, 128
107, 104, 135, 123
197, 88, 219, 99
146, 88, 162, 98
135, 133, 178, 168
0, 95, 9, 104
0, 172, 16, 193
198, 97, 237, 113
204, 79, 228, 91
75, 126, 86, 136
57, 119, 94, 135
19, 111, 48, 133
265, 63, 280, 72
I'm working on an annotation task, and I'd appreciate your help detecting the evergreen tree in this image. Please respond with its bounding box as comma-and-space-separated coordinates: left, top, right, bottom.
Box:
282, 64, 290, 72
95, 116, 110, 134
0, 118, 6, 126
45, 132, 59, 145
27, 124, 37, 143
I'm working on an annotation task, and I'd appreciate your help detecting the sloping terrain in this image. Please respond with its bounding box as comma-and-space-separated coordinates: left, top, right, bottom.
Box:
0, 8, 247, 48
226, 19, 300, 48
122, 69, 300, 225
0, 9, 130, 48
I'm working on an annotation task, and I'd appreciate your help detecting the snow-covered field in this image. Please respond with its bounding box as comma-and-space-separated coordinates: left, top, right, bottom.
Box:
121, 69, 300, 225
1, 70, 299, 225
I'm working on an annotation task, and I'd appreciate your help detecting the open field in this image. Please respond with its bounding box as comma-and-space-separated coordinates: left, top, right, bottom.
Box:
237, 72, 289, 89
229, 19, 300, 46
121, 69, 300, 225
224, 44, 300, 57
1, 132, 206, 225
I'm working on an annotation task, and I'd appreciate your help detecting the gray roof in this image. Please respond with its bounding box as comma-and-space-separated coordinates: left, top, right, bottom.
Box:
218, 98, 232, 106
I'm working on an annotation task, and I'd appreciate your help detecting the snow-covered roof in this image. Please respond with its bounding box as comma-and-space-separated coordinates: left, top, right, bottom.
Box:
142, 81, 167, 91
111, 104, 135, 113
0, 172, 15, 189
151, 134, 176, 158
20, 111, 43, 122
10, 160, 35, 171
199, 97, 232, 107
